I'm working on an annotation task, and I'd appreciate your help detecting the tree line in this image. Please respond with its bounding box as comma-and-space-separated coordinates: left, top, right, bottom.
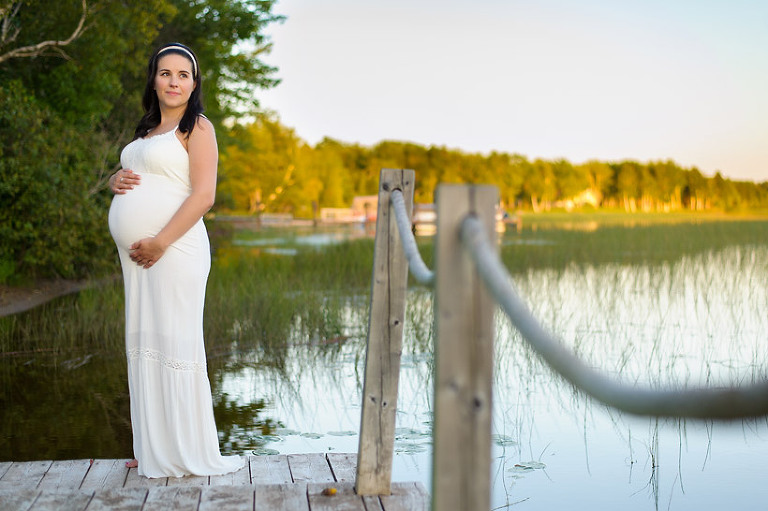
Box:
217, 116, 768, 218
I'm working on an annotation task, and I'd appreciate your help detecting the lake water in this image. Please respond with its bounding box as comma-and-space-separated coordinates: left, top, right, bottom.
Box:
2, 219, 768, 510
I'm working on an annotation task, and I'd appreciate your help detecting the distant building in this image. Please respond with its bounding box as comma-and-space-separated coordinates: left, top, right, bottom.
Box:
318, 207, 358, 223
351, 195, 379, 222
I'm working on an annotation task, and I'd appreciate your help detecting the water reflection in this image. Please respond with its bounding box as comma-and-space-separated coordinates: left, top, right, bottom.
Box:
0, 350, 284, 462
230, 222, 377, 250
0, 352, 133, 461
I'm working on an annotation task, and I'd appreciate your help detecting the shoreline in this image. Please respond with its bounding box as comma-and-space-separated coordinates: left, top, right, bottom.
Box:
0, 277, 118, 318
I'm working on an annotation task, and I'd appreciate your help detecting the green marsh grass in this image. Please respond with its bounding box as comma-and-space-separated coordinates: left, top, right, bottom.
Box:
500, 217, 768, 272
0, 280, 125, 355
203, 238, 375, 369
0, 237, 377, 358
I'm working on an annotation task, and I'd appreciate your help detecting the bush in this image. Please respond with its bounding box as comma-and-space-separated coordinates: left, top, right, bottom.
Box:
0, 81, 117, 282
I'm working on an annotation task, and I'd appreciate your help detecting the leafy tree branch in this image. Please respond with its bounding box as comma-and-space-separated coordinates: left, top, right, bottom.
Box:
0, 0, 88, 64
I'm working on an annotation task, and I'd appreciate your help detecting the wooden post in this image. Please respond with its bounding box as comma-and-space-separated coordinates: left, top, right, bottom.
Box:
431, 185, 497, 511
355, 168, 415, 495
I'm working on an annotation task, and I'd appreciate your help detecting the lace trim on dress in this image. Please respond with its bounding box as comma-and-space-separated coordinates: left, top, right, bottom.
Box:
127, 347, 207, 373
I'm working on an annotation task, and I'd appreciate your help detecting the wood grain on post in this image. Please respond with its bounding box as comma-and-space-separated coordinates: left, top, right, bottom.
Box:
432, 185, 497, 511
355, 168, 415, 495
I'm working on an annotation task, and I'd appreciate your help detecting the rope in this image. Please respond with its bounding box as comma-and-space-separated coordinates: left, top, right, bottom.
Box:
390, 190, 435, 285
460, 214, 768, 419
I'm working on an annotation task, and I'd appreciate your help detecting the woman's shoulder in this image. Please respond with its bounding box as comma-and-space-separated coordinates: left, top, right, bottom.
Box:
187, 114, 217, 151
193, 114, 214, 132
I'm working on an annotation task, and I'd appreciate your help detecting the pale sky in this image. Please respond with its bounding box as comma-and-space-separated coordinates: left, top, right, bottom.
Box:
257, 0, 768, 182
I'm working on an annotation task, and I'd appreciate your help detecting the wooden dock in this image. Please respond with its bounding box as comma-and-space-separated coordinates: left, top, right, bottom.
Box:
0, 453, 428, 510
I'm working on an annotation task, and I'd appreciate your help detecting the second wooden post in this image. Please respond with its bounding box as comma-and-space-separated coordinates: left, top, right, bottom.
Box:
431, 184, 498, 511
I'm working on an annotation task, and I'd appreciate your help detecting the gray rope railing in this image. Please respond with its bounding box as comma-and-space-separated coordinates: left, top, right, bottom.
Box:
390, 190, 435, 285
460, 214, 768, 419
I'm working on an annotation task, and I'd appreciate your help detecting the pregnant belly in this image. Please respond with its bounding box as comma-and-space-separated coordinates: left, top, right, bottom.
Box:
108, 174, 189, 250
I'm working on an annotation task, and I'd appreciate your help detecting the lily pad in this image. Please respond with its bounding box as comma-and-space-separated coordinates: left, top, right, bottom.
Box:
394, 442, 428, 454
253, 434, 282, 443
492, 434, 518, 447
510, 461, 546, 472
327, 430, 357, 437
274, 428, 300, 436
253, 448, 281, 456
395, 429, 430, 441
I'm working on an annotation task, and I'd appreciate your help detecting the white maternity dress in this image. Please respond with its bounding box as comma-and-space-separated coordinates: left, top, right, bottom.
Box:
108, 126, 243, 478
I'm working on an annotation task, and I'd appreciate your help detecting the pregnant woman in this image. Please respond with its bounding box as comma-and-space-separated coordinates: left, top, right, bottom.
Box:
107, 43, 243, 478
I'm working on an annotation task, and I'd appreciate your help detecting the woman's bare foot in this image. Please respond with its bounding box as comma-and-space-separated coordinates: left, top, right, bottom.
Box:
125, 459, 138, 468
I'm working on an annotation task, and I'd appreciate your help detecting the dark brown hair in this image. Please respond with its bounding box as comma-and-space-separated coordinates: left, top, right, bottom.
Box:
133, 42, 204, 140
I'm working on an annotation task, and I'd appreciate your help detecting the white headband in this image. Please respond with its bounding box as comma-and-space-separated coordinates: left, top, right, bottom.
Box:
156, 45, 198, 76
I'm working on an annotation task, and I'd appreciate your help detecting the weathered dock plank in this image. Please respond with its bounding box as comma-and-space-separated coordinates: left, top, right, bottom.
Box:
29, 488, 93, 511
380, 482, 429, 511
308, 482, 364, 511
166, 474, 209, 487
84, 487, 148, 511
0, 460, 53, 490
361, 495, 383, 511
253, 483, 308, 511
199, 486, 255, 511
250, 455, 292, 484
80, 460, 128, 491
123, 468, 167, 488
0, 461, 12, 479
209, 462, 250, 486
38, 459, 91, 491
326, 453, 356, 483
143, 486, 201, 511
0, 488, 41, 510
288, 453, 333, 484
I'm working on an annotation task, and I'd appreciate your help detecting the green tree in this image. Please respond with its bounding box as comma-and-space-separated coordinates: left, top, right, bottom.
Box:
522, 159, 556, 212
287, 144, 325, 219
218, 116, 299, 214
579, 160, 613, 207
312, 143, 349, 208
489, 152, 524, 210
615, 161, 640, 211
683, 167, 708, 210
427, 146, 464, 185
648, 160, 685, 211
324, 139, 373, 197
709, 172, 740, 211
636, 163, 656, 212
552, 158, 589, 204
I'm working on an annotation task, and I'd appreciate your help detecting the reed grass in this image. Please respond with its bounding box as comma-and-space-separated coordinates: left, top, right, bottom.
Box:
0, 280, 125, 355
499, 218, 768, 273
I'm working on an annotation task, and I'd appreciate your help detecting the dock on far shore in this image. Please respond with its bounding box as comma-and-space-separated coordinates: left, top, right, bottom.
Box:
0, 453, 428, 511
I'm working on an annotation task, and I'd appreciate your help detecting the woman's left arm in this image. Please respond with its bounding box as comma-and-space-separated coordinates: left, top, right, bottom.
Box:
129, 117, 218, 269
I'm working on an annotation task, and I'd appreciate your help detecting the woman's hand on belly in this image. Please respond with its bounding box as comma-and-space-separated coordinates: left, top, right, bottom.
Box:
110, 169, 141, 194
129, 236, 168, 269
